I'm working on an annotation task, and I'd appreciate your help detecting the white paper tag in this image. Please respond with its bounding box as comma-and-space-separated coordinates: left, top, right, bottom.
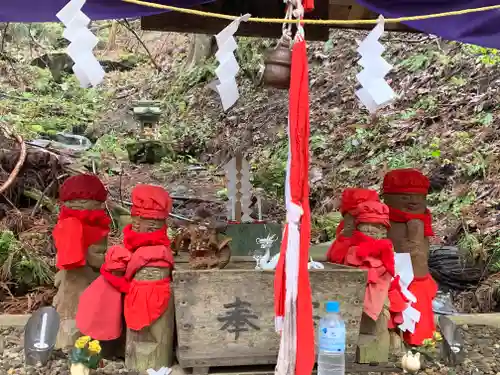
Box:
56, 0, 87, 24
211, 13, 250, 111
215, 54, 240, 82
58, 0, 105, 87
147, 368, 172, 375
215, 36, 238, 59
216, 77, 239, 111
355, 16, 396, 113
215, 13, 251, 46
358, 56, 392, 77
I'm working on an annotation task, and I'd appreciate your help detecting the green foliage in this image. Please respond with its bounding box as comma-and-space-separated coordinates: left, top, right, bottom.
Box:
252, 139, 288, 198
90, 133, 130, 159
0, 69, 105, 138
312, 212, 342, 240
236, 37, 272, 81
399, 53, 432, 72
70, 346, 102, 370
7, 23, 65, 48
476, 112, 494, 126
464, 45, 500, 65
429, 191, 476, 218
157, 59, 218, 153
457, 231, 483, 260
343, 128, 375, 154
461, 151, 488, 178
0, 231, 54, 289
414, 95, 438, 112
488, 236, 500, 272
368, 141, 441, 169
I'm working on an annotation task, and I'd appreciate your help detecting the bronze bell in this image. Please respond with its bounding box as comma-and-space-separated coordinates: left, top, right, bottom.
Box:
263, 39, 292, 90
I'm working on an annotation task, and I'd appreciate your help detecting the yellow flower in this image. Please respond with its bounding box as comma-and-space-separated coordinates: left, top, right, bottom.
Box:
433, 331, 443, 341
74, 336, 91, 349
88, 340, 102, 355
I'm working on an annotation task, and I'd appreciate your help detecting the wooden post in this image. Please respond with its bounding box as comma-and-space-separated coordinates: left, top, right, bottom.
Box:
235, 152, 243, 222
356, 309, 390, 363
224, 152, 252, 222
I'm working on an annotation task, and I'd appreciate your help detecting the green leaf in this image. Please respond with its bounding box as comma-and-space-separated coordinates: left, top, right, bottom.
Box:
86, 354, 102, 369
431, 150, 441, 158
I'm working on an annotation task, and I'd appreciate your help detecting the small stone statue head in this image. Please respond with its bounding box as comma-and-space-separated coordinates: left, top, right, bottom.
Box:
382, 169, 430, 214
340, 188, 380, 236
130, 184, 172, 232
58, 174, 109, 268
353, 201, 390, 239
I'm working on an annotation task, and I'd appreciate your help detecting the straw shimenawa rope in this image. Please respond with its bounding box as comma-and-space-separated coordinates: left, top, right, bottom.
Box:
122, 0, 500, 25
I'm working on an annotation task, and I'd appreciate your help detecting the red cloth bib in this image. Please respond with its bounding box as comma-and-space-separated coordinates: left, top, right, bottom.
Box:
53, 207, 111, 270
123, 243, 174, 331
76, 245, 131, 340
389, 208, 434, 237
403, 274, 438, 345
124, 278, 171, 331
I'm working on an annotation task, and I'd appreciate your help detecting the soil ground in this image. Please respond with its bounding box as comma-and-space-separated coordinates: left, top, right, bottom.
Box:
0, 324, 498, 375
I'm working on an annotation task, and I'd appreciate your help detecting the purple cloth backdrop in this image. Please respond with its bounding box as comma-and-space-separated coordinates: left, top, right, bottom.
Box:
357, 0, 500, 49
1, 0, 500, 48
0, 0, 211, 22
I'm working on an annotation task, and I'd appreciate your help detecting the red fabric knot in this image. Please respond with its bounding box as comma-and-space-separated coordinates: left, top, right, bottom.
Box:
59, 174, 107, 202
340, 188, 380, 215
383, 169, 430, 195
344, 230, 395, 321
53, 206, 111, 270
389, 207, 435, 237
131, 184, 172, 219
353, 201, 390, 228
350, 231, 395, 276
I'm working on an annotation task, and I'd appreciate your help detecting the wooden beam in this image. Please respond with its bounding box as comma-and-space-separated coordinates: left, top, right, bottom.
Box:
141, 0, 417, 38
142, 0, 329, 41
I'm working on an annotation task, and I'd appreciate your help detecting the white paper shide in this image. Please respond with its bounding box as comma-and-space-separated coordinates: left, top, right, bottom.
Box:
212, 14, 250, 111
355, 17, 396, 113
57, 0, 105, 88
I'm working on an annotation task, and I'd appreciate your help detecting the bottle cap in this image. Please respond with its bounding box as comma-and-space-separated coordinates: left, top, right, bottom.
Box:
325, 301, 340, 313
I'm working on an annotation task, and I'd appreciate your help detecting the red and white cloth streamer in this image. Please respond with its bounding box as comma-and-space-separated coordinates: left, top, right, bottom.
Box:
274, 5, 315, 373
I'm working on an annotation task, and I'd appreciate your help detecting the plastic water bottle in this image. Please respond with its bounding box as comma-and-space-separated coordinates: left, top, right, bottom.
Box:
317, 301, 346, 375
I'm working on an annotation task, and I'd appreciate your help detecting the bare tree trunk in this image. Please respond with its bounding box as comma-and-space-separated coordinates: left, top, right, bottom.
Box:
185, 34, 216, 69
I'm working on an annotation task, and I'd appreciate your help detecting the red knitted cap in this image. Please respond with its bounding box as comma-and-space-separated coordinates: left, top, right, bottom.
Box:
383, 169, 430, 195
131, 184, 172, 219
59, 174, 107, 202
353, 201, 390, 228
340, 188, 380, 215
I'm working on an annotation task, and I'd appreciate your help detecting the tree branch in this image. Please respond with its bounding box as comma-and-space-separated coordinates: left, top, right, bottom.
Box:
119, 18, 162, 72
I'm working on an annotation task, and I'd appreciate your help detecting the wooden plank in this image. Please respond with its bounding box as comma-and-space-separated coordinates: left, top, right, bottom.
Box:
142, 0, 416, 38
328, 2, 416, 32
180, 362, 402, 374
141, 0, 329, 40
173, 262, 366, 368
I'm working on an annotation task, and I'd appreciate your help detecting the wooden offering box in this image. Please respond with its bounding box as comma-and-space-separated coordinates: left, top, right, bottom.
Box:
173, 261, 367, 371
